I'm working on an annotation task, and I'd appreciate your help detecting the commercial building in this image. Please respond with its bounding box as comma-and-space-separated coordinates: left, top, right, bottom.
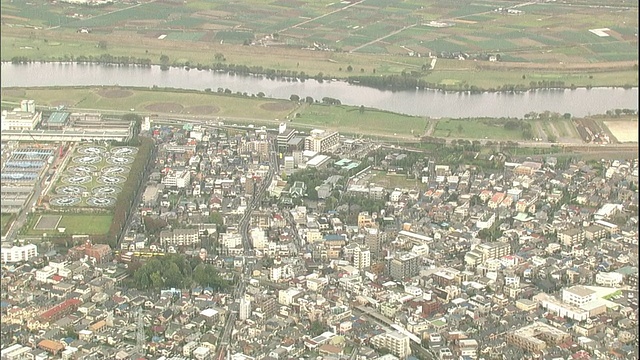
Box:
162, 168, 191, 188
44, 112, 71, 129
304, 129, 339, 153
370, 331, 411, 359
239, 297, 251, 321
277, 124, 297, 152
1, 100, 42, 131
1, 243, 38, 263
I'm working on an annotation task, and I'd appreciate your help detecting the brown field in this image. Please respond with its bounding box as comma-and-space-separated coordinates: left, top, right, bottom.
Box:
603, 121, 639, 142
1, 89, 26, 97
260, 102, 295, 111
183, 105, 219, 115
145, 102, 184, 112
97, 88, 134, 98
51, 100, 76, 107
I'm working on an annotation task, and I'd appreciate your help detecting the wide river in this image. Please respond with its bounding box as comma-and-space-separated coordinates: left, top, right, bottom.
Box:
1, 62, 637, 118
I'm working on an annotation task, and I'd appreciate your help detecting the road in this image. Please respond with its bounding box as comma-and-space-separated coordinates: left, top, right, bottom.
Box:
214, 137, 278, 360
278, 0, 366, 33
350, 23, 417, 53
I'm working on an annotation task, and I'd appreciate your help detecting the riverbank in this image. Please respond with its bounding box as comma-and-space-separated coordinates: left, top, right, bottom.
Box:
2, 29, 638, 93
2, 85, 637, 144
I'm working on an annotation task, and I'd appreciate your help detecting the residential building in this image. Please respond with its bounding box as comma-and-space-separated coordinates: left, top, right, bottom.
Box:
506, 322, 570, 353
160, 229, 200, 247
370, 331, 411, 359
558, 228, 585, 246
389, 252, 420, 281
162, 168, 191, 188
353, 245, 371, 269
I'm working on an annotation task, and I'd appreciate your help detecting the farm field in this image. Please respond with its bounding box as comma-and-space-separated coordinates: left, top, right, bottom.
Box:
1, 0, 637, 88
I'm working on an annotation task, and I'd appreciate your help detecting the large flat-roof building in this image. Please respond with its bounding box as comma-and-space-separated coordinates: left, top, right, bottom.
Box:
506, 322, 570, 353
44, 112, 70, 129
1, 244, 38, 263
305, 129, 339, 153
1, 109, 42, 131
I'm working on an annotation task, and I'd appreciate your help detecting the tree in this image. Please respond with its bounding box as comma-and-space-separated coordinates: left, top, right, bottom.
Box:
290, 94, 300, 102
346, 65, 353, 72
359, 105, 365, 114
563, 113, 572, 119
257, 92, 265, 98
160, 54, 170, 64
214, 53, 225, 61
305, 96, 314, 104
310, 321, 326, 337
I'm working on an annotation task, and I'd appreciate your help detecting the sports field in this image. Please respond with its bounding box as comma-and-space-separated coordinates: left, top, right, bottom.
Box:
34, 215, 62, 231
1, 0, 637, 88
28, 214, 113, 235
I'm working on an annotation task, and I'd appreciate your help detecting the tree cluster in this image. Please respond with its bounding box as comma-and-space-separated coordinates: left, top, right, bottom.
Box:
130, 254, 228, 290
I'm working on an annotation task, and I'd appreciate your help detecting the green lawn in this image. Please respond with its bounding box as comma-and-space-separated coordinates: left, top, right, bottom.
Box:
0, 87, 298, 120
1, 213, 15, 236
294, 104, 426, 138
58, 214, 113, 235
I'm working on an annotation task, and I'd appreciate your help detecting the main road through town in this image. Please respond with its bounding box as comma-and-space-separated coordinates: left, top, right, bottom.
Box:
215, 137, 278, 360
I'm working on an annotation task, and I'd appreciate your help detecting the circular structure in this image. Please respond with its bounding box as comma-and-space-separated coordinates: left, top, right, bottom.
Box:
62, 175, 92, 185
110, 146, 138, 156
68, 165, 98, 174
106, 156, 134, 165
101, 165, 130, 175
77, 146, 107, 155
97, 175, 126, 185
50, 196, 81, 207
92, 185, 122, 196
86, 196, 116, 207
73, 155, 102, 165
55, 185, 87, 195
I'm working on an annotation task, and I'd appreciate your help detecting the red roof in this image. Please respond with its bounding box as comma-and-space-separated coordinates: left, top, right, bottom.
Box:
40, 299, 81, 321
51, 275, 63, 282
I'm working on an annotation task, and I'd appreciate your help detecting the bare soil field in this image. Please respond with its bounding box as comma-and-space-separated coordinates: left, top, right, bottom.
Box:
145, 102, 184, 112
603, 121, 639, 142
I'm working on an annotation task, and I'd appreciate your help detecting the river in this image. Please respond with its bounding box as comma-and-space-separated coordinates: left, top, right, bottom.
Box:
1, 62, 637, 118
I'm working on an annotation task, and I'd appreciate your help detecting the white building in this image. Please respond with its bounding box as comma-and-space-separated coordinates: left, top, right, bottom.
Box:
1, 108, 42, 131
371, 331, 411, 359
1, 243, 38, 263
221, 233, 242, 249
159, 229, 200, 247
562, 286, 596, 307
161, 169, 191, 188
304, 129, 339, 153
239, 297, 251, 321
353, 245, 371, 269
278, 287, 303, 306
595, 272, 624, 287
250, 227, 267, 250
36, 266, 57, 282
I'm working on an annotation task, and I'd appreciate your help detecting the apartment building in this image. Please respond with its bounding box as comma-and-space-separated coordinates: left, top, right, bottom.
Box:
304, 129, 339, 153
159, 229, 200, 247
370, 331, 411, 359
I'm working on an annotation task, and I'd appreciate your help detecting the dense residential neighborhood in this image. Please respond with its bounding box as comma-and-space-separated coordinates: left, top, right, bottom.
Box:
1, 114, 639, 360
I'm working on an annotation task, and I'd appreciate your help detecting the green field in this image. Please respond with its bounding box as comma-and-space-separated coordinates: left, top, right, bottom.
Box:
433, 119, 525, 140
0, 87, 299, 120
293, 104, 426, 138
1, 213, 14, 236
58, 214, 113, 235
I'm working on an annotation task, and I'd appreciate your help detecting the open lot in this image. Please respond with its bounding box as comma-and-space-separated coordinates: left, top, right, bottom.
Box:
603, 120, 639, 142
370, 171, 425, 191
34, 215, 62, 231
1, 0, 637, 88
